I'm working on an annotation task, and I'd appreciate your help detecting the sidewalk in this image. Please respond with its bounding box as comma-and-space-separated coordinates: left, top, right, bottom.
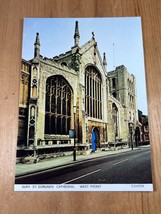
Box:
15, 146, 147, 177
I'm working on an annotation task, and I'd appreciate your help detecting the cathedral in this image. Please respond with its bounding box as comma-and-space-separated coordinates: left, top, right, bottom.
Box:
17, 21, 138, 160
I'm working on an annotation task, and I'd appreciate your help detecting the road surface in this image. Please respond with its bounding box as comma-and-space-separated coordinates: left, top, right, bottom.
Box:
15, 147, 153, 184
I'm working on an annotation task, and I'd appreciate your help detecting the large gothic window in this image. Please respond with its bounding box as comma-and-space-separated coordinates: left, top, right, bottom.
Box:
45, 75, 72, 135
85, 66, 102, 119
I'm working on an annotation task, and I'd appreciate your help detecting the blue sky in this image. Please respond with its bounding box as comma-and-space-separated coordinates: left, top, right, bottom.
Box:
22, 17, 148, 115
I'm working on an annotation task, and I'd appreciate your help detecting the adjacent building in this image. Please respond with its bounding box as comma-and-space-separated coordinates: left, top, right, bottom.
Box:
138, 110, 150, 144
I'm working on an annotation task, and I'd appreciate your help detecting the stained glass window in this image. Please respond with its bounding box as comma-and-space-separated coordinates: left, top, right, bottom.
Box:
45, 76, 72, 134
85, 66, 102, 119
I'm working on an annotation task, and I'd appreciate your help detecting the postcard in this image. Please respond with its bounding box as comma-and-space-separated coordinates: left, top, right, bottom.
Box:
14, 17, 153, 191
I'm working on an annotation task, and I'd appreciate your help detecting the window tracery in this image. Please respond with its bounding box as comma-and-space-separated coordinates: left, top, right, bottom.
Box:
85, 66, 102, 119
45, 75, 72, 135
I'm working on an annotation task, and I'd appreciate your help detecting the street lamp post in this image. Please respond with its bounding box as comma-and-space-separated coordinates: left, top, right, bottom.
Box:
129, 121, 133, 150
73, 106, 77, 161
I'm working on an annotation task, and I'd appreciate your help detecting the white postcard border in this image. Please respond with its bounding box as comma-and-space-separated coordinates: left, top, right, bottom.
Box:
14, 184, 153, 192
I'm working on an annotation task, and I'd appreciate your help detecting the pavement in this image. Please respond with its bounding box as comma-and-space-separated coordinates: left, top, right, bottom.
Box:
15, 146, 148, 177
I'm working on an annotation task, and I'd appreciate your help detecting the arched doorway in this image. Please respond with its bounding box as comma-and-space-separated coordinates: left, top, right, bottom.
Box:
91, 127, 100, 151
112, 103, 118, 139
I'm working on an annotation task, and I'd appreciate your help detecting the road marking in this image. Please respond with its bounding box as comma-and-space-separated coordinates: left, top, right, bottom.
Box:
113, 159, 129, 166
62, 169, 102, 184
134, 151, 150, 158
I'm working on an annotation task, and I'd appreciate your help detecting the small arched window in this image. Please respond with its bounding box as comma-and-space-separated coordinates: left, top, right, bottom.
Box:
112, 92, 117, 98
112, 78, 116, 88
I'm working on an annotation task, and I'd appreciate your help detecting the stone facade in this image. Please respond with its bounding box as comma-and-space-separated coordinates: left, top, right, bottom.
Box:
107, 65, 138, 143
17, 21, 139, 158
17, 59, 30, 148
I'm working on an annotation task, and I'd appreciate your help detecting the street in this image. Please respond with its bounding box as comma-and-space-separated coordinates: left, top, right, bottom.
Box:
15, 147, 152, 184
